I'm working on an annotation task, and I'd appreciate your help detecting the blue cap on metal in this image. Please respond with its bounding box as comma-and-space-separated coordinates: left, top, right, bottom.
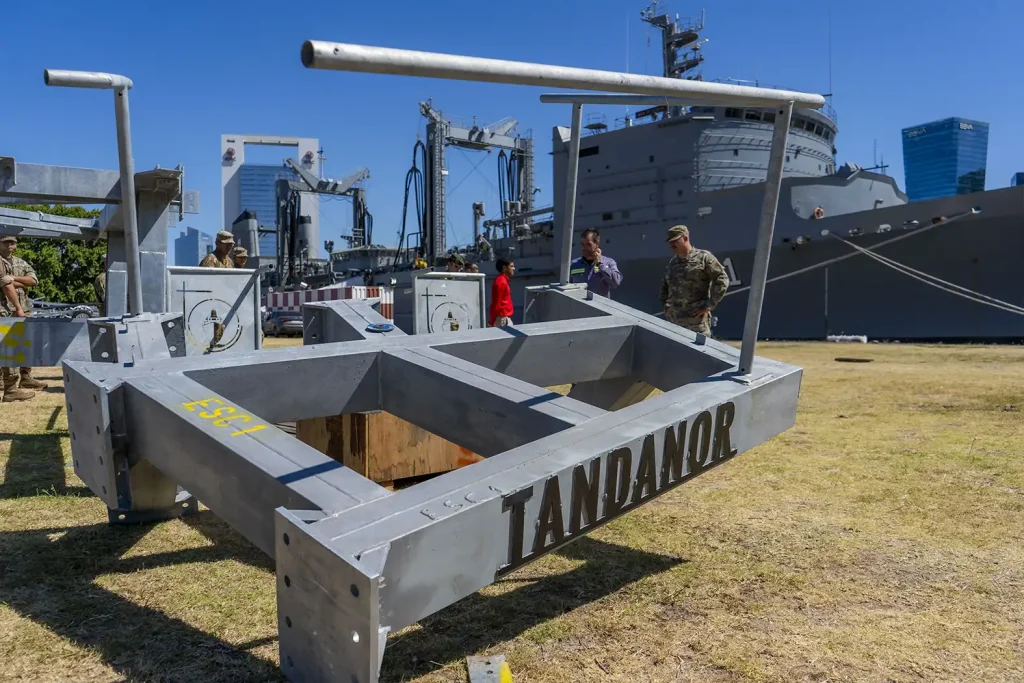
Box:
366, 323, 394, 333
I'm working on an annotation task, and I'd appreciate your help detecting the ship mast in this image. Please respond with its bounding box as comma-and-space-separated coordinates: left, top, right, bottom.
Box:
640, 2, 707, 117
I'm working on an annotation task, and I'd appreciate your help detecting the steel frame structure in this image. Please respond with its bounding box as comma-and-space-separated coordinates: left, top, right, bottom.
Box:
66, 286, 801, 683
57, 45, 821, 683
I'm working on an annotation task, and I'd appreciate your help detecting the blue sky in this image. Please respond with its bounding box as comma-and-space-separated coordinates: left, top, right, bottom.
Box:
3, 0, 1020, 265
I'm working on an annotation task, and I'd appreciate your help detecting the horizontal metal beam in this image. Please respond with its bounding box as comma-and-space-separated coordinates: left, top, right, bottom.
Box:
0, 160, 122, 204
301, 41, 825, 109
0, 206, 101, 240
540, 93, 702, 106
122, 373, 390, 556
381, 347, 604, 457
0, 318, 90, 367
44, 69, 133, 90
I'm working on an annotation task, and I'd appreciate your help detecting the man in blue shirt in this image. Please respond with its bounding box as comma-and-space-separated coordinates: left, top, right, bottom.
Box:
568, 228, 623, 297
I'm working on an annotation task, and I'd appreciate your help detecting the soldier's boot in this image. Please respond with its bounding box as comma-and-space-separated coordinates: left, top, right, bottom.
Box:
2, 370, 35, 403
19, 368, 47, 390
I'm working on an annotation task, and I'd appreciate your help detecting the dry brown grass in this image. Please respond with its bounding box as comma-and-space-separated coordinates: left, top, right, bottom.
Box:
2, 341, 1023, 682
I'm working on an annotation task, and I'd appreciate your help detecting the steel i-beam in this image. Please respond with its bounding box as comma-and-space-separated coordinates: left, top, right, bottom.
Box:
65, 287, 801, 682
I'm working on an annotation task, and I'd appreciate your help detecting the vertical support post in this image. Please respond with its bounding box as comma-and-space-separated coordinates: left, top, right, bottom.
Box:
558, 102, 584, 284
112, 87, 144, 315
738, 101, 793, 375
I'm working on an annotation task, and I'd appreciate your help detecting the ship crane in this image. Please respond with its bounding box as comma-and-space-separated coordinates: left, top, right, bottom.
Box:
398, 100, 535, 266
275, 158, 372, 289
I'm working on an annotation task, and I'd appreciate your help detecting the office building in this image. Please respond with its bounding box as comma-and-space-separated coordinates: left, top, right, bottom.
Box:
174, 227, 214, 267
1011, 172, 1024, 187
221, 134, 320, 259
901, 118, 989, 202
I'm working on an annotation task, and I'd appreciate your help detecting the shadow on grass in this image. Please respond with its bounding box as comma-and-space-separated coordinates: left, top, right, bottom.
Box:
0, 426, 91, 499
0, 513, 285, 682
381, 537, 684, 681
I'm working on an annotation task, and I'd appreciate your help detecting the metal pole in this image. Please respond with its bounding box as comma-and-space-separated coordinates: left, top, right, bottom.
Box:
300, 42, 826, 110
738, 101, 793, 375
113, 87, 143, 314
559, 103, 583, 284
44, 69, 143, 314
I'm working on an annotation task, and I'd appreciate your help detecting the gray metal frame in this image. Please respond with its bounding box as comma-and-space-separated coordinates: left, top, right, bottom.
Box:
65, 286, 801, 682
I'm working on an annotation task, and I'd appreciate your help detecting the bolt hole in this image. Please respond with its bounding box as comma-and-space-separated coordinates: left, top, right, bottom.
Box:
96, 426, 100, 434
102, 486, 107, 494
285, 616, 292, 628
169, 345, 177, 352
350, 584, 359, 598
93, 395, 97, 404
101, 351, 109, 359
72, 432, 76, 441
284, 575, 291, 587
99, 456, 103, 465
74, 460, 79, 468
283, 533, 290, 545
167, 321, 175, 328
68, 404, 73, 413
352, 631, 360, 643
486, 670, 493, 675
118, 514, 126, 521
182, 502, 189, 508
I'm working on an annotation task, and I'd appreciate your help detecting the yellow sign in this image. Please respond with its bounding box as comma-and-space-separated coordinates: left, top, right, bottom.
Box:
0, 320, 30, 365
181, 397, 267, 437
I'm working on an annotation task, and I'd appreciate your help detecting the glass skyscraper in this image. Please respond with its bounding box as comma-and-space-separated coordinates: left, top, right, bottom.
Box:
901, 118, 989, 202
1011, 172, 1024, 187
174, 227, 214, 266
238, 164, 300, 256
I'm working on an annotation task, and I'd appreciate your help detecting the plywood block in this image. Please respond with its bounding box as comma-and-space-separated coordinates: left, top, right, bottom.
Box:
295, 411, 483, 484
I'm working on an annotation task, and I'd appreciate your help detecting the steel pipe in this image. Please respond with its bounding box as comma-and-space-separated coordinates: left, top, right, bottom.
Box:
43, 69, 133, 90
558, 103, 583, 284
541, 93, 699, 107
44, 69, 143, 314
300, 42, 826, 110
738, 101, 794, 375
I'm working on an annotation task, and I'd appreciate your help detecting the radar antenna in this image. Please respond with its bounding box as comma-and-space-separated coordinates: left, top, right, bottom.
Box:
640, 2, 707, 82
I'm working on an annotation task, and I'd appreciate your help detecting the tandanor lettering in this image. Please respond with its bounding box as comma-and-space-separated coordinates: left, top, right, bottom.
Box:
500, 401, 738, 574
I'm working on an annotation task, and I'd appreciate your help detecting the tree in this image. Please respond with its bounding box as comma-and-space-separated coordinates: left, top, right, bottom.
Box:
6, 204, 106, 304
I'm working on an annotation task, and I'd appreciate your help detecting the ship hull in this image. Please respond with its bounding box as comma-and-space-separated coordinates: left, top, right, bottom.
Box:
600, 212, 1024, 341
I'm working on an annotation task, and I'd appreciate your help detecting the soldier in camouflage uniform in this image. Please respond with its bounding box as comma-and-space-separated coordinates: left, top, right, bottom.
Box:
199, 231, 236, 268
0, 236, 41, 401
659, 225, 730, 336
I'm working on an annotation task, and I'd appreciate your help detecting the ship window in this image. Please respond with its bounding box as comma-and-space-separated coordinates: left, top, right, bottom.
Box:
823, 130, 832, 141
579, 146, 600, 158
786, 155, 791, 162
724, 108, 741, 118
621, 210, 631, 219
733, 149, 739, 156
677, 190, 683, 197
649, 155, 655, 163
745, 110, 762, 121
763, 112, 776, 123
602, 212, 614, 221
814, 124, 824, 135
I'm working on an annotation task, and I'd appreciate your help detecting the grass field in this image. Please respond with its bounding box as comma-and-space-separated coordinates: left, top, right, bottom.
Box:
1, 340, 1022, 682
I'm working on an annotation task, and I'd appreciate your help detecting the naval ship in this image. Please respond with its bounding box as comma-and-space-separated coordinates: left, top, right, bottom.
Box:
467, 4, 1024, 340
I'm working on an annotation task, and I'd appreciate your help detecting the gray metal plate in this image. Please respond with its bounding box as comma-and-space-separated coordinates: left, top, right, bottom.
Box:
166, 266, 261, 356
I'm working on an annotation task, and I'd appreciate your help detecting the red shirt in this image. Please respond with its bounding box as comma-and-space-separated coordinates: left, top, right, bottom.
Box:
489, 273, 513, 326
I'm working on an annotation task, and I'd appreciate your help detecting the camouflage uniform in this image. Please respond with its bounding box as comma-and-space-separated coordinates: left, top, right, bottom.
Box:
659, 248, 730, 336
93, 271, 106, 305
199, 251, 235, 268
0, 253, 40, 400
200, 231, 236, 268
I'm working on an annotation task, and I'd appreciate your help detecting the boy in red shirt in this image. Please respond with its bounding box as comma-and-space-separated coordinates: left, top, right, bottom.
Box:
489, 257, 515, 327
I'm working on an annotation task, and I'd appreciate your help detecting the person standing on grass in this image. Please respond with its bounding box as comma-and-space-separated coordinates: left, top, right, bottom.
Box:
659, 225, 730, 336
0, 236, 41, 402
489, 257, 515, 327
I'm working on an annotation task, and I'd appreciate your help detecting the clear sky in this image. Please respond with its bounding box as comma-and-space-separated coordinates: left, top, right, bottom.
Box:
3, 0, 1020, 265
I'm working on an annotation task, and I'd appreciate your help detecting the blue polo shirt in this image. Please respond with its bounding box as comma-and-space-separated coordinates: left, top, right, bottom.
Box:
568, 256, 623, 297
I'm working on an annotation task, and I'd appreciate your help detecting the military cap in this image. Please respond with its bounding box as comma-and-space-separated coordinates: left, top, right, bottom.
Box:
666, 225, 689, 242
447, 252, 466, 265
216, 230, 235, 243
0, 236, 16, 243
232, 246, 248, 257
